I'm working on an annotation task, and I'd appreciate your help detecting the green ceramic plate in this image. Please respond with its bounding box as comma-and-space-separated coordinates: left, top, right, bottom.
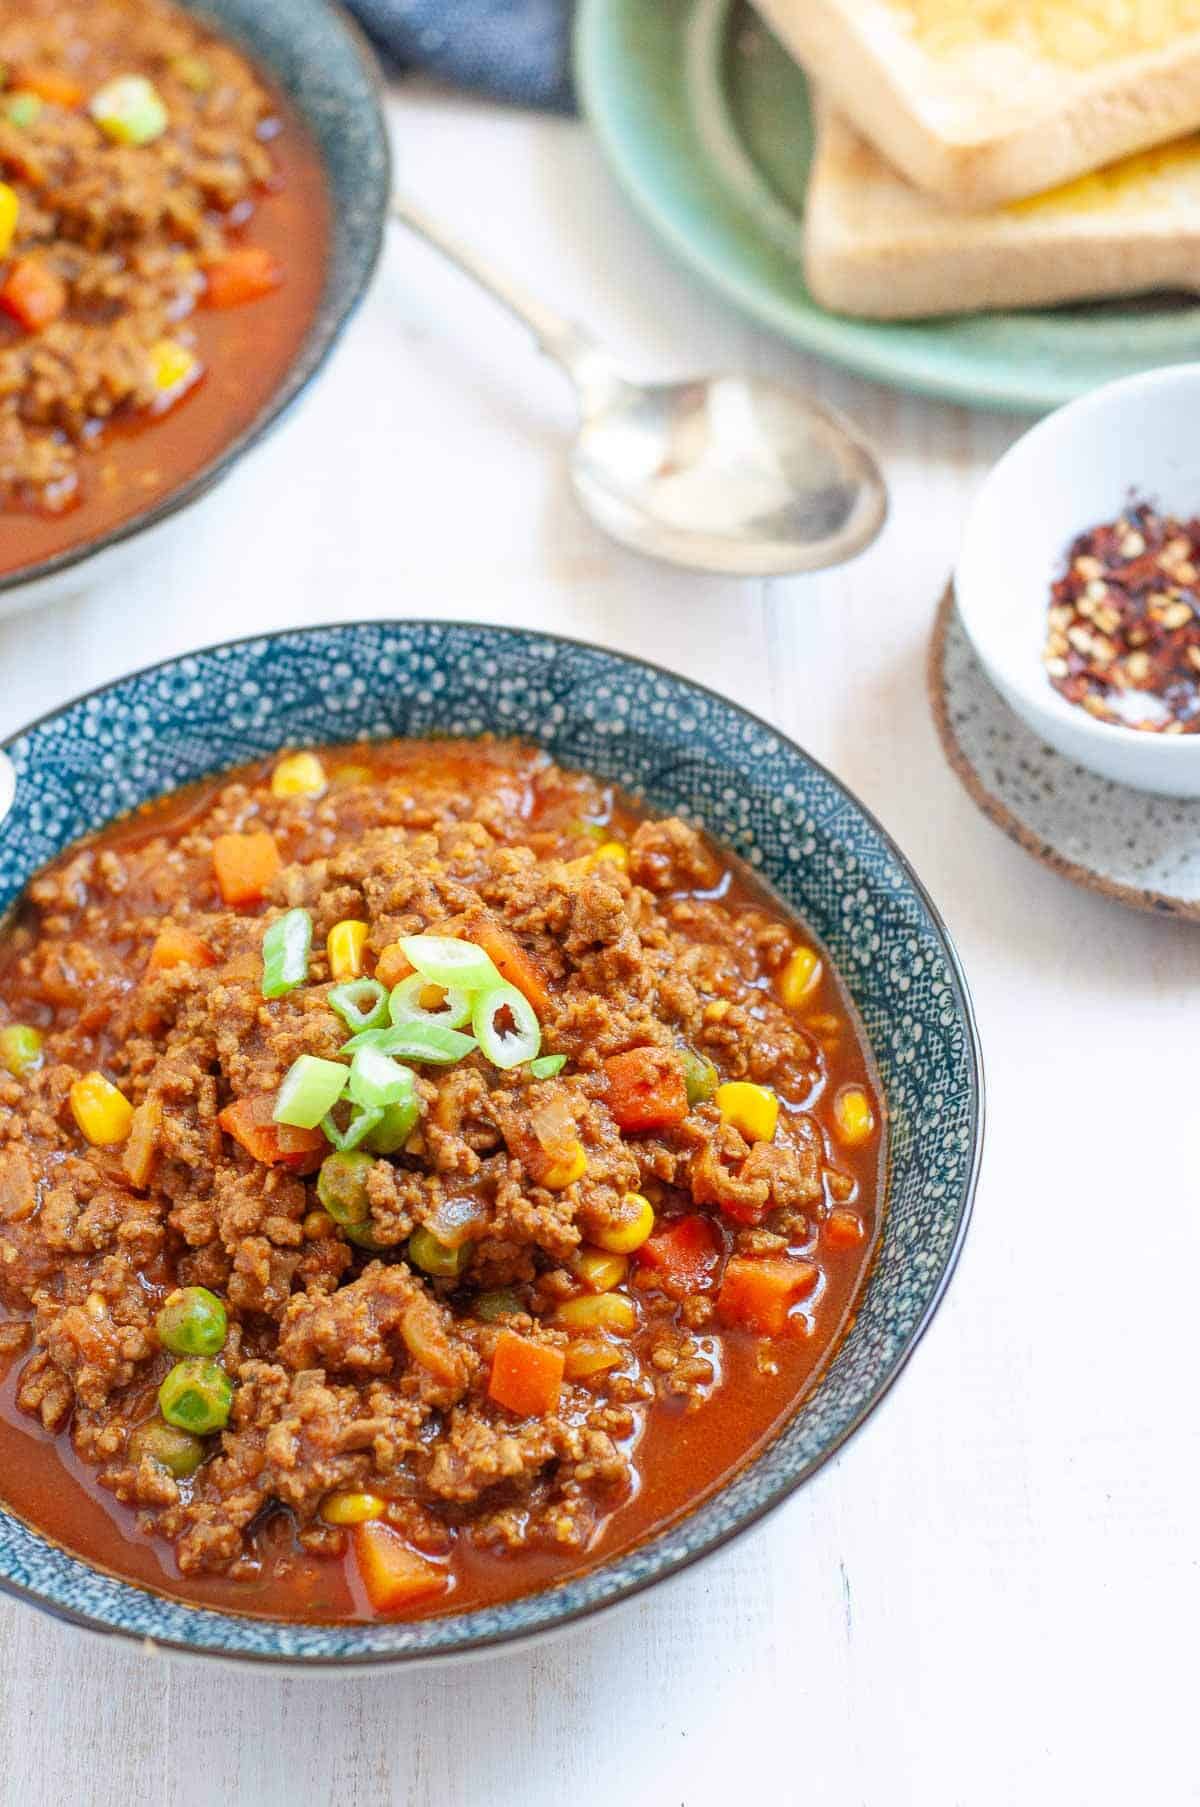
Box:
576, 0, 1200, 414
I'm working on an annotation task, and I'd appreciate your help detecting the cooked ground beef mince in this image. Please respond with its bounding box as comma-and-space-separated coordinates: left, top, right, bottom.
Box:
0, 740, 883, 1621
0, 0, 328, 573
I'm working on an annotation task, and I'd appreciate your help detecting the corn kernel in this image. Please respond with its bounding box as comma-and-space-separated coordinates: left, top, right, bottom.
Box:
563, 1334, 624, 1381
542, 1141, 587, 1190
331, 763, 372, 789
70, 1072, 134, 1147
593, 1193, 655, 1254
149, 337, 198, 399
565, 841, 629, 879
0, 183, 19, 260
320, 1490, 385, 1527
716, 1081, 778, 1143
593, 841, 629, 871
780, 945, 822, 1009
328, 919, 368, 982
170, 53, 214, 93
833, 1087, 876, 1148
573, 1248, 629, 1293
554, 1293, 639, 1336
91, 73, 169, 145
271, 751, 327, 800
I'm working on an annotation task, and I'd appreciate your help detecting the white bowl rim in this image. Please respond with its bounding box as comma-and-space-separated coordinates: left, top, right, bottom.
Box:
955, 361, 1200, 761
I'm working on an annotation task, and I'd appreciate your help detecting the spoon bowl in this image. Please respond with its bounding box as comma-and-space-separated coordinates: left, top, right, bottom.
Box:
570, 372, 886, 575
392, 197, 888, 576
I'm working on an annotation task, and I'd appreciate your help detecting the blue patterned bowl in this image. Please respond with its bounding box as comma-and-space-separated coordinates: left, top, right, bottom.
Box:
0, 623, 983, 1669
0, 0, 390, 614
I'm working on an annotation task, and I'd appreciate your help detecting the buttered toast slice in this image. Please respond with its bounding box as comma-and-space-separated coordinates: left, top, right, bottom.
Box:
753, 0, 1200, 209
806, 100, 1200, 320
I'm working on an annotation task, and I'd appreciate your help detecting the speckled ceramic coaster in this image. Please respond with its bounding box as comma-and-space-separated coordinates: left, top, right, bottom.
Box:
930, 586, 1200, 920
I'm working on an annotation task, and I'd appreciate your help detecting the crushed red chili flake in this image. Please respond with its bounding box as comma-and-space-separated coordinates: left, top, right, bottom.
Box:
1043, 502, 1200, 733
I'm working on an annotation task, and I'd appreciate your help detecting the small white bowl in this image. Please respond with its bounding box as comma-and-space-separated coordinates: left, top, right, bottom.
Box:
956, 364, 1200, 799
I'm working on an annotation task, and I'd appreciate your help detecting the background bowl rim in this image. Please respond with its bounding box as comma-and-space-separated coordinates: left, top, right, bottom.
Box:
0, 0, 392, 599
0, 617, 985, 1667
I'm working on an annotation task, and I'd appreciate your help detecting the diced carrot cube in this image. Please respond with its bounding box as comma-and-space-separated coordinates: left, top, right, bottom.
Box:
472, 920, 551, 1016
825, 1208, 867, 1250
212, 831, 280, 907
352, 1522, 450, 1615
148, 926, 215, 971
487, 1328, 564, 1417
717, 1257, 818, 1337
206, 246, 283, 309
636, 1214, 720, 1288
374, 943, 414, 990
122, 1097, 163, 1190
604, 1047, 688, 1134
0, 257, 68, 332
14, 67, 83, 108
218, 1094, 324, 1172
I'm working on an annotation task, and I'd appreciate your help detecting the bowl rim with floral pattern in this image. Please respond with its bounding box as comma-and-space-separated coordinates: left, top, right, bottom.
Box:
0, 0, 391, 614
0, 620, 984, 1670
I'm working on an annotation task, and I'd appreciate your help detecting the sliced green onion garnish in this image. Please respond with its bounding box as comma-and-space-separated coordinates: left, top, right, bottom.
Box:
529, 1054, 566, 1079
274, 1055, 348, 1129
0, 1024, 44, 1078
473, 983, 541, 1071
361, 1097, 420, 1154
342, 1022, 476, 1065
399, 934, 503, 993
388, 971, 472, 1031
347, 1046, 417, 1111
320, 1104, 384, 1152
262, 908, 312, 999
328, 977, 389, 1035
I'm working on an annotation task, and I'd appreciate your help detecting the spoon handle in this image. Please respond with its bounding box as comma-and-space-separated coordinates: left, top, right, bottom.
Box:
391, 194, 616, 398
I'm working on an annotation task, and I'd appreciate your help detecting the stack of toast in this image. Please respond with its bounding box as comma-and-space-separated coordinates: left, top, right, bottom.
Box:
750, 0, 1200, 317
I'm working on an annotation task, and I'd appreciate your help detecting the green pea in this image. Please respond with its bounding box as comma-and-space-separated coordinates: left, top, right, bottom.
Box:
474, 1288, 522, 1323
343, 1220, 390, 1252
128, 1417, 205, 1479
316, 1150, 373, 1225
0, 1024, 44, 1078
171, 53, 214, 93
159, 1358, 233, 1435
361, 1097, 420, 1156
4, 93, 42, 128
682, 1048, 718, 1107
156, 1286, 227, 1356
408, 1226, 470, 1279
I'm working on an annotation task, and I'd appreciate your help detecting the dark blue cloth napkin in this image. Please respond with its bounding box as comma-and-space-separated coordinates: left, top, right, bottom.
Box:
346, 0, 577, 112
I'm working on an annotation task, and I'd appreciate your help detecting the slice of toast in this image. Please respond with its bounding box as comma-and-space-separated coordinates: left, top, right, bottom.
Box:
753, 0, 1200, 209
805, 99, 1200, 319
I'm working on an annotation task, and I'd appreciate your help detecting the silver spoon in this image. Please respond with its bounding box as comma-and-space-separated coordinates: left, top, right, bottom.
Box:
391, 197, 887, 577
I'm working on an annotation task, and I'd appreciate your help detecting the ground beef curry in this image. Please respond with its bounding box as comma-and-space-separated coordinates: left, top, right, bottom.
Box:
0, 740, 882, 1622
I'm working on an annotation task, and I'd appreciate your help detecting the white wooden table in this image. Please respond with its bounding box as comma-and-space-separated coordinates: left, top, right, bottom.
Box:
0, 84, 1195, 1807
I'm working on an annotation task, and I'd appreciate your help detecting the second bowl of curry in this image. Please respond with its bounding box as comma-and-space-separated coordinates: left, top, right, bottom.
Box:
0, 0, 389, 614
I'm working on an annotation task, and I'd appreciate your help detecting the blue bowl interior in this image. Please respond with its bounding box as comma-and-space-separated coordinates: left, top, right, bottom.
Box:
0, 0, 391, 596
0, 624, 981, 1665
